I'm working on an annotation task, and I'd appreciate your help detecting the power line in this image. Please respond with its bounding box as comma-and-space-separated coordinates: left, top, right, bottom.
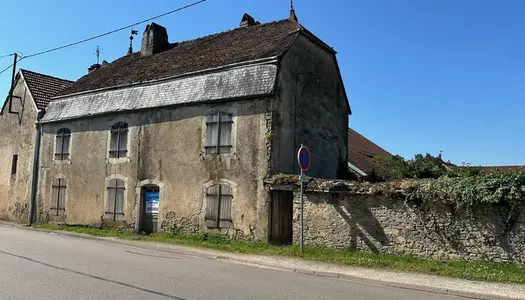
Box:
0, 64, 14, 76
22, 0, 207, 60
0, 55, 23, 76
0, 54, 14, 59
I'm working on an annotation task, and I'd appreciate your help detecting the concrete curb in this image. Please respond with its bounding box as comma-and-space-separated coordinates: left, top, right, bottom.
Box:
0, 222, 523, 300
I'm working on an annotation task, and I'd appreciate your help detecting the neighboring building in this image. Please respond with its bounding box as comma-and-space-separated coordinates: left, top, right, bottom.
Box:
0, 69, 72, 222
347, 128, 392, 181
35, 12, 350, 243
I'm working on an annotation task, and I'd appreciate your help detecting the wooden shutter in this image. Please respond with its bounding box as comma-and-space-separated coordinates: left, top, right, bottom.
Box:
205, 184, 220, 227
115, 179, 125, 221
205, 115, 219, 153
205, 184, 232, 228
218, 113, 233, 153
219, 184, 233, 228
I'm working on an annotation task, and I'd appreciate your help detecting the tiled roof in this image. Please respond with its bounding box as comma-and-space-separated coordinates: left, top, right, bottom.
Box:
348, 128, 392, 179
20, 69, 73, 109
58, 18, 303, 96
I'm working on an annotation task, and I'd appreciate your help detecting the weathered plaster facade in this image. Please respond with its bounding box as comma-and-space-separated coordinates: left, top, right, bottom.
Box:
38, 97, 272, 239
0, 77, 37, 222
273, 34, 349, 179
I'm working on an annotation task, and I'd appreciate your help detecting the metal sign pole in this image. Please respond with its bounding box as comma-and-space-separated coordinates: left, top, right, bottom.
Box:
297, 143, 310, 254
300, 167, 304, 253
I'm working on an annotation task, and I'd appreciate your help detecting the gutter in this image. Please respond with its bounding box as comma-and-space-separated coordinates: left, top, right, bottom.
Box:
348, 162, 367, 177
28, 109, 44, 225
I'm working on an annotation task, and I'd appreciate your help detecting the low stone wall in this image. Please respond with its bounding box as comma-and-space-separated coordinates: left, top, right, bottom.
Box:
291, 190, 525, 263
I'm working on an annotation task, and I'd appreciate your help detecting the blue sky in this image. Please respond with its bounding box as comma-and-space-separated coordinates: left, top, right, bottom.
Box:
1, 0, 524, 166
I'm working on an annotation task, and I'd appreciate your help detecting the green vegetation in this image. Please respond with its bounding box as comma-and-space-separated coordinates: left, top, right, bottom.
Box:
32, 224, 525, 284
372, 152, 483, 180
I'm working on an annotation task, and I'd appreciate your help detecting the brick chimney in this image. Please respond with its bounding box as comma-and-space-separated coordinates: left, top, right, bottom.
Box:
141, 22, 169, 56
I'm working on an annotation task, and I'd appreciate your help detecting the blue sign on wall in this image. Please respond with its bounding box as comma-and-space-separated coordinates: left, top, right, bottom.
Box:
145, 191, 159, 214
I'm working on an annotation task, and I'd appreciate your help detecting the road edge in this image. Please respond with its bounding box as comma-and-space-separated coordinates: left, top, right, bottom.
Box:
0, 221, 522, 300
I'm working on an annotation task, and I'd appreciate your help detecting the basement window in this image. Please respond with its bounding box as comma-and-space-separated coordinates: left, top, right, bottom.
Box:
204, 112, 233, 154
109, 122, 128, 158
205, 183, 233, 229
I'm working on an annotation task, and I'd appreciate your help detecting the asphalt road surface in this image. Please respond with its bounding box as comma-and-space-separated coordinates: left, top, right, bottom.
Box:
0, 226, 470, 300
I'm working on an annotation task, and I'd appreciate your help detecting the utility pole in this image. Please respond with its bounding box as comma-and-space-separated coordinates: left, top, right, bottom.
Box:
8, 52, 18, 114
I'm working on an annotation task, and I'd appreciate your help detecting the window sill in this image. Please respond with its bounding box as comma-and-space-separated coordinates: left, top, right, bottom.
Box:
107, 157, 130, 164
200, 152, 237, 160
53, 159, 71, 165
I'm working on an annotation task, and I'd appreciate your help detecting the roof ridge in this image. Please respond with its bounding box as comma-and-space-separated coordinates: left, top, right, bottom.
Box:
132, 18, 301, 55
20, 68, 74, 83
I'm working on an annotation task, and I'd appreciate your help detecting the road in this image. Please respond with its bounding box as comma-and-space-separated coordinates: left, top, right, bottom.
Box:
0, 226, 470, 300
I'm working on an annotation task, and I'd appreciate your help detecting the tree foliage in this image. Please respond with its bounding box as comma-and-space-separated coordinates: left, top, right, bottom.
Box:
373, 152, 482, 180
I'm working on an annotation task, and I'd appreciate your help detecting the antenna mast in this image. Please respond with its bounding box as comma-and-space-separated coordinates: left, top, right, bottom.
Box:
95, 46, 100, 64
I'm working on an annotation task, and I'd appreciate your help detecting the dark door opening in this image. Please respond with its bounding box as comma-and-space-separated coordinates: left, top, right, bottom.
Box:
142, 186, 159, 234
269, 190, 293, 245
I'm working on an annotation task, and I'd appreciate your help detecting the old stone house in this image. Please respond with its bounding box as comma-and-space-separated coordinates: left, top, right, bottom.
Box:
0, 69, 72, 222
34, 12, 350, 243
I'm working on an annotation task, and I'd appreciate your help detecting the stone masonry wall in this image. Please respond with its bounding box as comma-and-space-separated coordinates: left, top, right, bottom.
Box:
292, 191, 525, 264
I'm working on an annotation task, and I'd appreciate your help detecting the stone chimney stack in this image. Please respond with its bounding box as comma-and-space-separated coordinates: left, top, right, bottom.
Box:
141, 22, 169, 56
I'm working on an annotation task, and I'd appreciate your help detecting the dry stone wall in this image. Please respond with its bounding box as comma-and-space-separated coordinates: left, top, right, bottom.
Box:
289, 187, 525, 264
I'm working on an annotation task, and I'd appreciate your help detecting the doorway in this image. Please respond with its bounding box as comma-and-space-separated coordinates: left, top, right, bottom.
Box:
141, 186, 159, 234
269, 190, 293, 245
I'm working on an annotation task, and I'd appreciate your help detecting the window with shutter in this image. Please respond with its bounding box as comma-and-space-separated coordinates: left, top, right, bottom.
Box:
55, 128, 71, 160
50, 178, 67, 216
109, 122, 128, 158
105, 178, 125, 221
205, 112, 233, 154
205, 183, 233, 228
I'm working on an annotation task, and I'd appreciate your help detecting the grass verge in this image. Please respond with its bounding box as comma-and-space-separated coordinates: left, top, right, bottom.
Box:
32, 224, 525, 284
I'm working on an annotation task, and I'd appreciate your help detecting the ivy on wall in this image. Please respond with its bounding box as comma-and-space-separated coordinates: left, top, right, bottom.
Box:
404, 171, 525, 232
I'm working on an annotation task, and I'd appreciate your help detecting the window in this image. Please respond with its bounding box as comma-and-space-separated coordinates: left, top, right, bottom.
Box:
11, 154, 17, 175
109, 122, 128, 158
105, 178, 125, 221
51, 178, 66, 216
55, 128, 71, 160
205, 112, 233, 154
205, 183, 233, 228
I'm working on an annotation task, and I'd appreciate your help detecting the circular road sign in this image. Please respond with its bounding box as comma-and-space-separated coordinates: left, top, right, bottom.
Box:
297, 146, 311, 171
